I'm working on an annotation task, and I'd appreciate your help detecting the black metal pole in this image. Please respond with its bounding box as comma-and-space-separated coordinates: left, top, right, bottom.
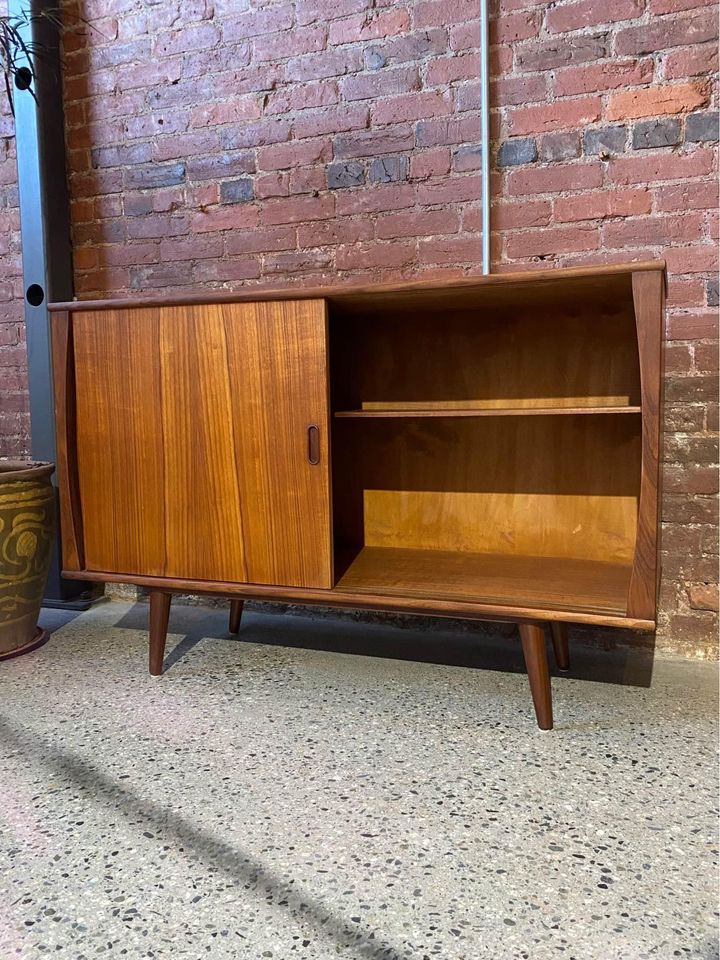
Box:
10, 0, 92, 608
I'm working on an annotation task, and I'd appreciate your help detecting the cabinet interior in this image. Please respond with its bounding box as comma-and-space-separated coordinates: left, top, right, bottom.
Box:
327, 275, 643, 616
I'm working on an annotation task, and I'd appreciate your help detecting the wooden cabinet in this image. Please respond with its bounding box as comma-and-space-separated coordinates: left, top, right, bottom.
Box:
50, 262, 665, 729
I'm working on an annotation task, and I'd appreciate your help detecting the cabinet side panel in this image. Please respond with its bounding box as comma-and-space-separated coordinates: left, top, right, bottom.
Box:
50, 312, 84, 570
159, 306, 249, 583
224, 299, 333, 589
73, 310, 166, 575
627, 271, 664, 621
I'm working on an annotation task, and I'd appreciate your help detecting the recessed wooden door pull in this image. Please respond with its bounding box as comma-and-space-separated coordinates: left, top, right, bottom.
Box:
307, 424, 320, 465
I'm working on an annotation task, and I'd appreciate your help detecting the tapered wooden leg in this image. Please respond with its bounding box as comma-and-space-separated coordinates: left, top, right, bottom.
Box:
229, 598, 244, 634
519, 622, 553, 730
149, 591, 172, 676
550, 621, 570, 671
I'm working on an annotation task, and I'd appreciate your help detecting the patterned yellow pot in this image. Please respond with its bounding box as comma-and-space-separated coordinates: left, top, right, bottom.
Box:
0, 461, 55, 658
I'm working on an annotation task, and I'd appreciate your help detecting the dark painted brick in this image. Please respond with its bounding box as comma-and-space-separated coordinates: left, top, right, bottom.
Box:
539, 131, 581, 162
365, 49, 387, 70
516, 32, 610, 71
665, 374, 719, 404
187, 153, 256, 181
707, 277, 719, 308
368, 155, 408, 183
327, 161, 365, 189
496, 138, 537, 167
633, 118, 681, 150
220, 178, 254, 203
219, 120, 291, 151
123, 163, 186, 189
583, 125, 627, 156
336, 129, 415, 159
91, 143, 152, 168
454, 145, 482, 172
686, 111, 719, 143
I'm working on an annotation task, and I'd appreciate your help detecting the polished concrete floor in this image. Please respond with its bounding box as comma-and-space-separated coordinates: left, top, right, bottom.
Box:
0, 599, 717, 960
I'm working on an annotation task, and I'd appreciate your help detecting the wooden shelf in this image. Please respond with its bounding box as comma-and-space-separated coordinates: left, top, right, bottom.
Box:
334, 406, 641, 419
335, 546, 632, 617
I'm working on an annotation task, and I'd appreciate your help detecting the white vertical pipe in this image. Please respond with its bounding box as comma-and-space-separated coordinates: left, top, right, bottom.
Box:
479, 0, 491, 274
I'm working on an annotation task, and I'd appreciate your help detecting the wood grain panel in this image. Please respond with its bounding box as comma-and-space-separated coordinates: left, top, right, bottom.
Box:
72, 301, 331, 588
333, 416, 641, 565
336, 547, 631, 616
627, 270, 664, 620
223, 299, 332, 588
159, 306, 248, 583
74, 309, 166, 575
50, 312, 84, 570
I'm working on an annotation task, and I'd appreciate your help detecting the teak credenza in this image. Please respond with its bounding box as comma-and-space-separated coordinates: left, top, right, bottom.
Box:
49, 261, 665, 729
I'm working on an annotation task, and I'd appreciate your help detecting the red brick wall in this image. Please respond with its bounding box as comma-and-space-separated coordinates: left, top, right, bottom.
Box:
1, 0, 718, 653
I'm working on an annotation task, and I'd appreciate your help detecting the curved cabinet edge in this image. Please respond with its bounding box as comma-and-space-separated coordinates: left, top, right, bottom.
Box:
627, 270, 664, 622
50, 311, 85, 571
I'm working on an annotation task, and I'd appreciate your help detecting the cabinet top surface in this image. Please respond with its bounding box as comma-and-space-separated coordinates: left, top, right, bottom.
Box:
49, 259, 665, 313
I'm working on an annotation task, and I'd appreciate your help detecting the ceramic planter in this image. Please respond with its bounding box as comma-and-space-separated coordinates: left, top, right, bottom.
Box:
0, 460, 55, 659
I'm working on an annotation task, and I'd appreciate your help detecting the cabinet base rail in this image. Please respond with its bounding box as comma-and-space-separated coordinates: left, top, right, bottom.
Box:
146, 589, 572, 730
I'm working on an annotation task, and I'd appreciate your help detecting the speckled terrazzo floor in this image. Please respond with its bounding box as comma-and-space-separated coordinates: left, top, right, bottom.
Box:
0, 600, 717, 960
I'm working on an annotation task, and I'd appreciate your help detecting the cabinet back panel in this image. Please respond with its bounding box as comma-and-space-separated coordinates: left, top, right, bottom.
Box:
73, 301, 332, 588
332, 416, 641, 563
330, 302, 640, 411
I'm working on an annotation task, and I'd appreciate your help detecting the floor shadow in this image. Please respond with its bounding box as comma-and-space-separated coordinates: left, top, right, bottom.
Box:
112, 601, 655, 688
162, 630, 207, 671
113, 603, 208, 672
39, 606, 88, 635
0, 715, 408, 960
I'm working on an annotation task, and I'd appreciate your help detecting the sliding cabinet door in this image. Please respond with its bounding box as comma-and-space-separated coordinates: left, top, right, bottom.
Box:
72, 299, 332, 588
